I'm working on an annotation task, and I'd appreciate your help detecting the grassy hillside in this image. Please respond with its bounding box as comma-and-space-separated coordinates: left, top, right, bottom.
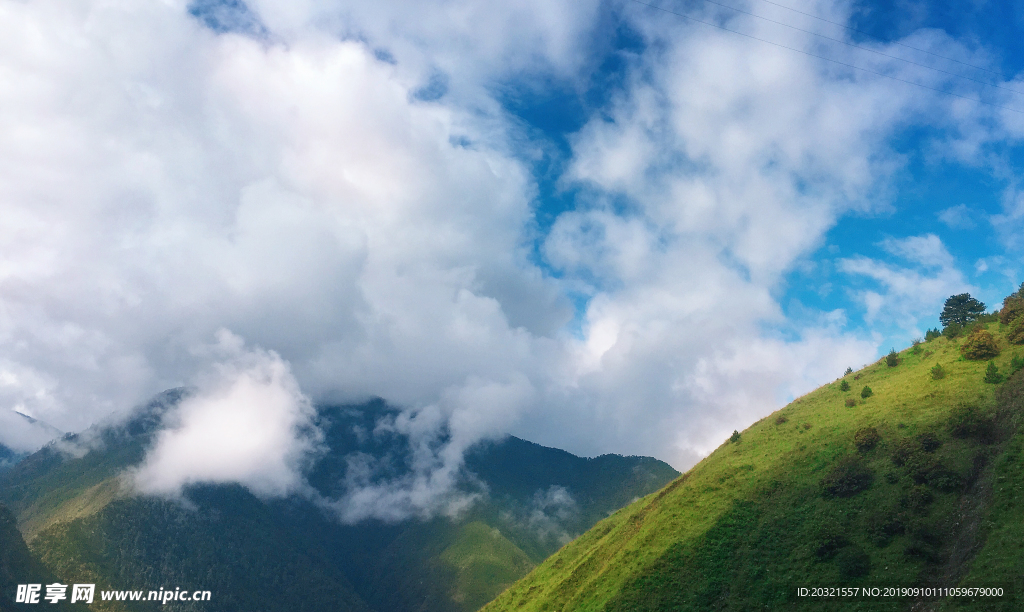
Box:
0, 398, 676, 612
485, 321, 1024, 611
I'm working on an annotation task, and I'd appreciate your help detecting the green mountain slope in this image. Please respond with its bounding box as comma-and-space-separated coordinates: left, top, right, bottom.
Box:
0, 397, 677, 612
485, 323, 1024, 612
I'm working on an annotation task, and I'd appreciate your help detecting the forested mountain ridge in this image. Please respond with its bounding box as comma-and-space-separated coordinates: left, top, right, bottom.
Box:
0, 395, 677, 611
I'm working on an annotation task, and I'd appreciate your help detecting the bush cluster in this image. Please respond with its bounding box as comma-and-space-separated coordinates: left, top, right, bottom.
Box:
814, 532, 850, 561
865, 505, 907, 547
1008, 316, 1024, 345
839, 379, 850, 392
948, 402, 995, 443
930, 363, 946, 380
1011, 354, 1024, 377
821, 456, 874, 498
885, 349, 899, 367
960, 328, 1000, 361
860, 386, 873, 399
889, 440, 913, 467
917, 432, 941, 453
854, 427, 881, 453
1000, 285, 1024, 325
906, 485, 933, 514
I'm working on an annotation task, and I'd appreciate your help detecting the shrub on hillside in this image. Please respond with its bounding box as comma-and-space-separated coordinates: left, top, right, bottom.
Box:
839, 379, 850, 392
814, 532, 850, 561
1008, 316, 1024, 345
836, 547, 871, 578
844, 366, 853, 376
730, 430, 741, 443
821, 456, 874, 498
924, 464, 963, 492
861, 386, 873, 399
885, 348, 899, 367
890, 439, 915, 466
960, 328, 1000, 360
845, 398, 857, 407
775, 414, 788, 425
948, 402, 995, 443
866, 506, 907, 547
906, 485, 934, 514
917, 432, 941, 453
930, 363, 946, 380
1011, 353, 1024, 376
984, 361, 1004, 384
854, 427, 881, 453
911, 339, 923, 354
925, 328, 941, 342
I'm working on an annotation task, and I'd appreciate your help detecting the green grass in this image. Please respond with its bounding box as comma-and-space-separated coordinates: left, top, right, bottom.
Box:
485, 324, 1024, 611
439, 521, 535, 610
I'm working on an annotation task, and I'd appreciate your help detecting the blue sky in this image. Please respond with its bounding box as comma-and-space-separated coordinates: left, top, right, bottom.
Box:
2, 0, 1024, 514
497, 0, 1024, 345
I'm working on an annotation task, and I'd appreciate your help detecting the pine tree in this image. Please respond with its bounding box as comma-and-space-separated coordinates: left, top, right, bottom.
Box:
940, 293, 986, 328
984, 361, 1004, 384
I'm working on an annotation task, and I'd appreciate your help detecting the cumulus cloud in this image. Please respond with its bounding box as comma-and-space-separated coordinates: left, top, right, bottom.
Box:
938, 204, 979, 229
133, 331, 320, 497
0, 0, 1019, 518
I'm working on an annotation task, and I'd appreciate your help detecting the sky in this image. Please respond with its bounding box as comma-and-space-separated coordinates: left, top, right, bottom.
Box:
2, 0, 1024, 518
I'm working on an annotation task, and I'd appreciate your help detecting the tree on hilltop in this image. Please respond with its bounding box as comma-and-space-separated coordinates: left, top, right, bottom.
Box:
940, 293, 986, 328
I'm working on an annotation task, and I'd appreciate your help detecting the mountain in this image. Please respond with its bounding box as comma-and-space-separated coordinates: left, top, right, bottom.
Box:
0, 411, 62, 475
484, 321, 1024, 611
0, 445, 21, 473
0, 394, 677, 611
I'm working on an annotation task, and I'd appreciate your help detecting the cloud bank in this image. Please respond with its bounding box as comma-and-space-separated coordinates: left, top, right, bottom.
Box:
1, 0, 1021, 517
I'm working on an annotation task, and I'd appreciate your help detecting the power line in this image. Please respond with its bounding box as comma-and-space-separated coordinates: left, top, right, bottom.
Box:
755, 0, 1009, 80
628, 0, 1024, 115
691, 0, 1024, 97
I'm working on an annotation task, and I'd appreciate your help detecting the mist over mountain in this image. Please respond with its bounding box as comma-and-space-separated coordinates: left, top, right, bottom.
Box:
0, 393, 676, 612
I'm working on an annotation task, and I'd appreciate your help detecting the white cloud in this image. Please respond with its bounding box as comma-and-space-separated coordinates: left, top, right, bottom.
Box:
879, 233, 955, 269
938, 204, 978, 229
132, 331, 320, 498
840, 234, 973, 328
